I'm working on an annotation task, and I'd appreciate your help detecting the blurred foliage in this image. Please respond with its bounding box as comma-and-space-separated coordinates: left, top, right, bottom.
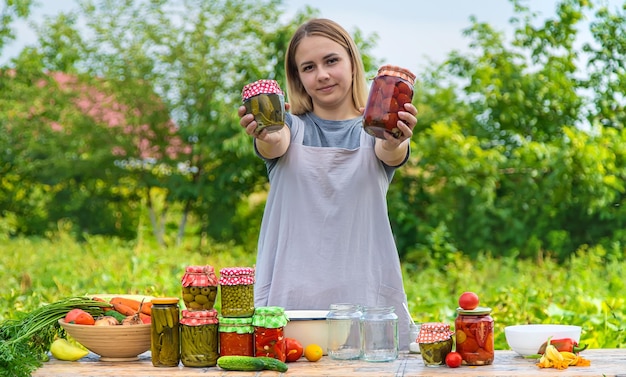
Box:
1, 232, 624, 351
1, 0, 626, 265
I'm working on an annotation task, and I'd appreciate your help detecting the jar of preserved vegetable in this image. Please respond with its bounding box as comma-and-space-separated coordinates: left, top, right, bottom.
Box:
326, 303, 362, 360
181, 265, 218, 311
362, 65, 416, 139
219, 267, 255, 318
252, 306, 288, 362
360, 306, 399, 362
455, 306, 494, 365
219, 316, 255, 357
417, 322, 454, 367
150, 297, 180, 367
180, 309, 219, 367
242, 79, 285, 134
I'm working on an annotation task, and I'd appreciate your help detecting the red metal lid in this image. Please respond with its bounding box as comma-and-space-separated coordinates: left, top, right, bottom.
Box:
241, 79, 284, 100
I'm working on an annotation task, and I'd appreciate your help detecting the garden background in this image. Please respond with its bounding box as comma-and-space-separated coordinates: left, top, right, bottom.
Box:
1, 0, 625, 351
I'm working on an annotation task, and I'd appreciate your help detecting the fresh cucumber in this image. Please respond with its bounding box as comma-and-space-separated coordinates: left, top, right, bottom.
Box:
217, 356, 288, 372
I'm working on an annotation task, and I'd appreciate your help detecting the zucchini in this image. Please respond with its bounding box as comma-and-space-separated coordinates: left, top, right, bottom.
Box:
217, 356, 288, 372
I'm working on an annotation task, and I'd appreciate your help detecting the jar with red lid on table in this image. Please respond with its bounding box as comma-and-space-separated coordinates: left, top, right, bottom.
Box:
362, 65, 416, 139
180, 309, 219, 367
219, 316, 255, 357
417, 322, 454, 367
219, 267, 255, 318
455, 306, 494, 365
181, 265, 218, 311
252, 306, 288, 362
242, 79, 285, 134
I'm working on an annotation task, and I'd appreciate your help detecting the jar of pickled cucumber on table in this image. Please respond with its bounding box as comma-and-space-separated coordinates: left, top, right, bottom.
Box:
417, 322, 454, 367
150, 297, 180, 367
219, 267, 255, 317
181, 265, 218, 311
242, 79, 285, 134
180, 309, 219, 367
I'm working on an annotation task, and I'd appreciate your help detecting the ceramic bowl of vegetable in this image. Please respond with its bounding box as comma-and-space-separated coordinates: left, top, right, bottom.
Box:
58, 294, 153, 361
59, 319, 150, 361
284, 310, 329, 355
504, 324, 581, 356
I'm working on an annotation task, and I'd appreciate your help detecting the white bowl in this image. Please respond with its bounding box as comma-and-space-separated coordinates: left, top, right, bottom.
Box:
504, 324, 581, 356
284, 310, 329, 355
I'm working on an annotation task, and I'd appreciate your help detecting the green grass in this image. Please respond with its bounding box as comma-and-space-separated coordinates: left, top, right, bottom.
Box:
1, 231, 624, 351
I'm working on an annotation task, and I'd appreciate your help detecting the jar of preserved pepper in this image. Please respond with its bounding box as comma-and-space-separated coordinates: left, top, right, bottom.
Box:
219, 267, 255, 318
219, 316, 255, 357
417, 322, 454, 367
455, 307, 494, 365
242, 79, 285, 134
180, 309, 219, 367
362, 65, 416, 139
150, 297, 180, 367
252, 306, 288, 362
181, 265, 218, 311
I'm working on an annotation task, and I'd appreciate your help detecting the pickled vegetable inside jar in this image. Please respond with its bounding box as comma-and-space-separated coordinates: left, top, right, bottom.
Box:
455, 307, 494, 365
417, 322, 454, 367
362, 65, 416, 139
252, 306, 288, 362
181, 265, 218, 311
242, 79, 285, 134
219, 316, 255, 357
180, 309, 219, 367
150, 297, 180, 367
219, 267, 255, 317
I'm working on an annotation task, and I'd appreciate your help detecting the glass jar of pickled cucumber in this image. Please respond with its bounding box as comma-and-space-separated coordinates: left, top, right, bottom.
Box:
219, 316, 255, 357
242, 79, 285, 134
252, 306, 288, 362
219, 267, 255, 318
455, 307, 494, 365
150, 297, 180, 367
181, 265, 218, 311
417, 322, 454, 367
363, 65, 416, 139
180, 309, 219, 367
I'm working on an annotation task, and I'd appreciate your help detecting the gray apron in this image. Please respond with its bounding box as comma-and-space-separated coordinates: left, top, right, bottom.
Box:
254, 116, 410, 349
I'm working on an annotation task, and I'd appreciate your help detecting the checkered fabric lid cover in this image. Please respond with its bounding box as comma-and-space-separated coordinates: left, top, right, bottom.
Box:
252, 306, 288, 328
241, 79, 284, 101
181, 265, 218, 287
180, 309, 218, 325
417, 322, 454, 343
219, 267, 255, 285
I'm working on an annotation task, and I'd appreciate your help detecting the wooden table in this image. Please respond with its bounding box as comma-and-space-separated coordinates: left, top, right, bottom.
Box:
33, 349, 626, 376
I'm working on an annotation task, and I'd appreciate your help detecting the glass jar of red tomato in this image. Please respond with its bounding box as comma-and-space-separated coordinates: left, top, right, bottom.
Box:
362, 64, 416, 139
454, 307, 494, 365
252, 306, 288, 362
218, 316, 255, 357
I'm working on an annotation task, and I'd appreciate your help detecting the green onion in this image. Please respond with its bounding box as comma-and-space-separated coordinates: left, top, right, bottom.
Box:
0, 297, 110, 377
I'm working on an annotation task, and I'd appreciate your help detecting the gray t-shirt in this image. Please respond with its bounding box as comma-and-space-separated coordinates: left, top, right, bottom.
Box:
258, 112, 408, 180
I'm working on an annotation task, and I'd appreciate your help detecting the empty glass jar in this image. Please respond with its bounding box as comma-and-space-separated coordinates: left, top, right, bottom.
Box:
360, 306, 398, 362
326, 303, 362, 360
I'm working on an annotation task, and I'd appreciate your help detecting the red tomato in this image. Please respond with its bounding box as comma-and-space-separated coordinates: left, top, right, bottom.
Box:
64, 308, 95, 325
284, 338, 304, 362
445, 351, 463, 368
458, 291, 480, 310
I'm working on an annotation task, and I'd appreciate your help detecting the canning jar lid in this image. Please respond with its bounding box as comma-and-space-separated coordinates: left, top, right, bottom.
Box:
241, 79, 284, 100
252, 306, 288, 328
151, 297, 180, 305
376, 64, 416, 85
456, 306, 492, 315
181, 309, 219, 325
219, 267, 255, 285
182, 265, 218, 287
417, 322, 454, 344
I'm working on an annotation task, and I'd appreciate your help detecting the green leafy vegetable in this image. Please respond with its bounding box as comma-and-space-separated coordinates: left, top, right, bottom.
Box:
0, 297, 109, 377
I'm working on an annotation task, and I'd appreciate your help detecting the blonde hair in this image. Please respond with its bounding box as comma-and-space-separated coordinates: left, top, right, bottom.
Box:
285, 18, 368, 115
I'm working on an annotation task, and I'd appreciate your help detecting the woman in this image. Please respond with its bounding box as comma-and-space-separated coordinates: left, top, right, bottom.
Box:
239, 18, 418, 349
